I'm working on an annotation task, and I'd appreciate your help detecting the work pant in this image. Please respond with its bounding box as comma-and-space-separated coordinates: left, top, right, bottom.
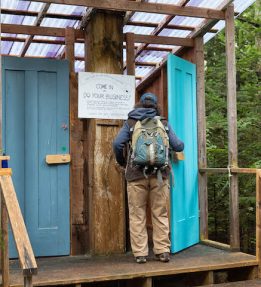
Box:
127, 177, 170, 257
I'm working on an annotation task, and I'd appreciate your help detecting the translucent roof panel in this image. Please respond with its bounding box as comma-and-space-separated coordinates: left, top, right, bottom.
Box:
124, 26, 155, 35
48, 3, 86, 15
26, 43, 62, 57
0, 0, 257, 81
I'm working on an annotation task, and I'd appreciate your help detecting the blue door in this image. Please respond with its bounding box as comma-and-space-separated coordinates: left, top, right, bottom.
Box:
167, 54, 199, 253
2, 56, 70, 257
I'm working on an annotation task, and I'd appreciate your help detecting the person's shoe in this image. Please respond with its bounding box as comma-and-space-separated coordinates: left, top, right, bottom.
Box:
136, 256, 147, 264
155, 252, 170, 262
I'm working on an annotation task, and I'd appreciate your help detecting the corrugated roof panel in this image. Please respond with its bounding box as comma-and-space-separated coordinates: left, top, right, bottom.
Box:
28, 2, 45, 12
159, 28, 191, 37
41, 18, 76, 28
75, 43, 84, 57
137, 50, 168, 63
234, 0, 256, 13
188, 0, 222, 8
9, 41, 24, 55
75, 60, 84, 72
131, 12, 166, 23
22, 16, 37, 25
48, 3, 85, 15
136, 66, 154, 77
1, 41, 13, 54
124, 26, 155, 35
26, 43, 61, 57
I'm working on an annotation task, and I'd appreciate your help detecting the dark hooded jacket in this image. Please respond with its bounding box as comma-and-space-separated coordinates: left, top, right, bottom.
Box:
113, 107, 184, 181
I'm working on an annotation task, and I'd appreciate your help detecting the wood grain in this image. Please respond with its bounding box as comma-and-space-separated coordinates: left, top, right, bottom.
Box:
225, 4, 239, 251
84, 10, 125, 254
0, 175, 37, 275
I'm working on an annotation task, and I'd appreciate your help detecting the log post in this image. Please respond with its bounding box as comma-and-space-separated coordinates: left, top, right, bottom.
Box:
84, 10, 126, 254
195, 36, 208, 240
225, 4, 240, 251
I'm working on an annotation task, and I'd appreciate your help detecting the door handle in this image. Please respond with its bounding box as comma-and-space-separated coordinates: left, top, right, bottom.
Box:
46, 154, 71, 164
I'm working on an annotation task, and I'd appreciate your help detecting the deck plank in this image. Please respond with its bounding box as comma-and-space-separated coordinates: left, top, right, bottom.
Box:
5, 244, 258, 287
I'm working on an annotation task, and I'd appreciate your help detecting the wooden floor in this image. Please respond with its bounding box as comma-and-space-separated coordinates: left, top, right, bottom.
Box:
4, 244, 258, 287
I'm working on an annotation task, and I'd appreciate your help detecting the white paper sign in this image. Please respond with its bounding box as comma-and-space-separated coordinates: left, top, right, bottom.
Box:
78, 72, 135, 119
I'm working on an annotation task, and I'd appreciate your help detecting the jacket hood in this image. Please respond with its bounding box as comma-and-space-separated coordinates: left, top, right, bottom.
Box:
128, 108, 157, 120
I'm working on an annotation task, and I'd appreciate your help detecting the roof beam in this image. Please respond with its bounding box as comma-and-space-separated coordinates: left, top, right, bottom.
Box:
2, 24, 193, 47
1, 23, 85, 38
1, 8, 82, 20
133, 34, 193, 47
20, 4, 51, 57
31, 0, 225, 20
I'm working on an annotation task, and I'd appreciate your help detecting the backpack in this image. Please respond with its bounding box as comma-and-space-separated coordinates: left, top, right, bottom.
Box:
130, 116, 169, 177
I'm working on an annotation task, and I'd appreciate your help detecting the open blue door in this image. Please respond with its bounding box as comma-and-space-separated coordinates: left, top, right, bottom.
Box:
2, 56, 70, 257
167, 54, 199, 253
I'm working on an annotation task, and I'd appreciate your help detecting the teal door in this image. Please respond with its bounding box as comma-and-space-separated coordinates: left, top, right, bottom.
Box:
167, 54, 199, 253
2, 56, 70, 257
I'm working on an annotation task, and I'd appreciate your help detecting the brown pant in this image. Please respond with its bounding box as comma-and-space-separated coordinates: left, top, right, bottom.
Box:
127, 177, 170, 257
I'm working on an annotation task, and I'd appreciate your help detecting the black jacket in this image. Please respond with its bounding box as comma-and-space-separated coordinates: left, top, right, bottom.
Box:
113, 108, 184, 181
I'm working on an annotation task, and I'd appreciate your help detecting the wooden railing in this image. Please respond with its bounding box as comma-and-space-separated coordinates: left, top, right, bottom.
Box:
0, 158, 37, 287
199, 167, 261, 274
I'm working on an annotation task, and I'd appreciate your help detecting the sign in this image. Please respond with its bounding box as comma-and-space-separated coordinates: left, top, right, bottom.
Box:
78, 72, 135, 119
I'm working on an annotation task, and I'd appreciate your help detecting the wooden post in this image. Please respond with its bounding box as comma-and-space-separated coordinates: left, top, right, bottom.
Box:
225, 4, 240, 251
24, 275, 32, 287
66, 28, 88, 254
195, 36, 208, 240
126, 32, 138, 103
84, 10, 126, 255
126, 32, 135, 76
256, 170, 261, 278
65, 27, 75, 72
1, 197, 9, 287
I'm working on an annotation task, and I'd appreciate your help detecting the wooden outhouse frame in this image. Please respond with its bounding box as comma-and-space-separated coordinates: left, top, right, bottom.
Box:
1, 0, 261, 286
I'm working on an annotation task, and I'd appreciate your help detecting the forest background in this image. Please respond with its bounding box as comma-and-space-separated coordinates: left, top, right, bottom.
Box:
205, 0, 261, 254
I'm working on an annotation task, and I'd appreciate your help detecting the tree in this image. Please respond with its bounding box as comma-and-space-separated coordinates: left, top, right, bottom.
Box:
205, 1, 261, 253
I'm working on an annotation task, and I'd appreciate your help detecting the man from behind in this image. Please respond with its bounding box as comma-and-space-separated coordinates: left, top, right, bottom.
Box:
113, 92, 184, 263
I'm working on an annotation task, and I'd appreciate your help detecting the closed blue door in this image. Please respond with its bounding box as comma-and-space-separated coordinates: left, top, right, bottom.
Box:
2, 56, 70, 257
167, 54, 199, 253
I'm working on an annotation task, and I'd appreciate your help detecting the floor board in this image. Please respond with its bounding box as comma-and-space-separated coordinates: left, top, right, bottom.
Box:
4, 244, 258, 286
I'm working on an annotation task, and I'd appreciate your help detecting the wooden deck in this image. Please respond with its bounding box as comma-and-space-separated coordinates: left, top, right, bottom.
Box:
4, 244, 259, 287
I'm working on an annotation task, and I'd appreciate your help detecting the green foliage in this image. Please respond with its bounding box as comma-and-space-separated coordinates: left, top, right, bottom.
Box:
205, 1, 261, 254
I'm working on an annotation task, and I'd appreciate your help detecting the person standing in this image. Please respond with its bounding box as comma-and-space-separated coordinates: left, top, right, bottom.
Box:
113, 92, 184, 263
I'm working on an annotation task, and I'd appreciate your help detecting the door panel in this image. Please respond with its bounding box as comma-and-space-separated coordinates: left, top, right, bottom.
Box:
2, 57, 70, 257
167, 54, 199, 253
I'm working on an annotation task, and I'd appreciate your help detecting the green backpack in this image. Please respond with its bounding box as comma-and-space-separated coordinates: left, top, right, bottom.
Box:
130, 116, 169, 177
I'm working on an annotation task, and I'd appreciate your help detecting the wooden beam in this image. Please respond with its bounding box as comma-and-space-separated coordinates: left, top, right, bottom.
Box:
126, 32, 135, 76
1, 8, 82, 20
0, 175, 38, 275
201, 239, 231, 251
199, 168, 257, 174
65, 27, 75, 72
1, 23, 84, 39
226, 4, 239, 252
133, 34, 194, 47
195, 36, 208, 240
31, 0, 226, 20
256, 170, 261, 277
20, 3, 51, 57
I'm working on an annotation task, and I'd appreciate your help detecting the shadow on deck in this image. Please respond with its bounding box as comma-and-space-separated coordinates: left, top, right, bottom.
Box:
5, 244, 259, 287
